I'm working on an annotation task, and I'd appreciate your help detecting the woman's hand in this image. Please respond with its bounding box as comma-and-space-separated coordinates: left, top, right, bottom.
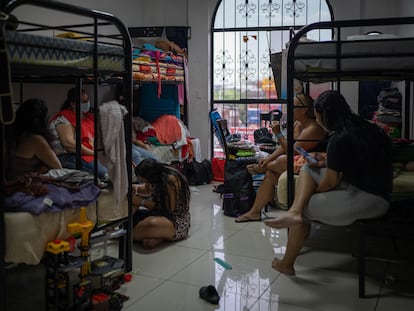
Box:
270, 121, 281, 135
132, 183, 151, 196
133, 194, 152, 209
132, 195, 145, 206
259, 157, 270, 168
308, 152, 326, 168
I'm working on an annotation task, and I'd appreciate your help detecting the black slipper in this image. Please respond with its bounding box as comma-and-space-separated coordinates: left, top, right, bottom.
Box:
234, 215, 261, 223
199, 285, 220, 305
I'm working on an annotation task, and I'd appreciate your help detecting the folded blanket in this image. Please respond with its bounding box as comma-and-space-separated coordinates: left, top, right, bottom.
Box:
4, 180, 100, 215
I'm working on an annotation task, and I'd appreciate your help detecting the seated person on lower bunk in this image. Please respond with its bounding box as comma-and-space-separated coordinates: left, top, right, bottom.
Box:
132, 158, 191, 249
131, 116, 159, 167
264, 90, 393, 276
49, 88, 108, 180
235, 93, 327, 223
6, 98, 62, 180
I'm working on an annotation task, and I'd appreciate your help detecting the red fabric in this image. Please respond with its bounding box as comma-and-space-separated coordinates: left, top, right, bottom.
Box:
136, 128, 157, 143
139, 65, 152, 73
156, 50, 161, 98
166, 67, 176, 74
212, 157, 225, 182
52, 109, 95, 163
151, 115, 182, 144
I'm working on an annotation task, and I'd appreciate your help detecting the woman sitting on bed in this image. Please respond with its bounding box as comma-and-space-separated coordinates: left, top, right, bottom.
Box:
264, 90, 393, 276
235, 93, 327, 223
132, 158, 191, 249
6, 98, 62, 180
49, 88, 108, 180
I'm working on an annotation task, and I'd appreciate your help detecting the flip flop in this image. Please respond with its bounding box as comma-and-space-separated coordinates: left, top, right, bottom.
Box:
199, 285, 220, 305
234, 215, 262, 223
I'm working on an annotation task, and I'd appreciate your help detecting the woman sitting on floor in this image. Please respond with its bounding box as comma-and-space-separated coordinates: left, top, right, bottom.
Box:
132, 158, 191, 249
235, 93, 327, 223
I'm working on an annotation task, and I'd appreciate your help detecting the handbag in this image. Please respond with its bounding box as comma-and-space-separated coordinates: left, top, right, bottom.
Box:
184, 159, 213, 185
254, 127, 274, 144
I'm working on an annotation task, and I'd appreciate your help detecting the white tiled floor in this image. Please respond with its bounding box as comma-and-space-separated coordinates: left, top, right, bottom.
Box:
117, 183, 414, 311
6, 183, 414, 310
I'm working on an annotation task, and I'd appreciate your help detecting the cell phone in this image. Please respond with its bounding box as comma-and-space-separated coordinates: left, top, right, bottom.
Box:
270, 109, 282, 122
294, 145, 318, 164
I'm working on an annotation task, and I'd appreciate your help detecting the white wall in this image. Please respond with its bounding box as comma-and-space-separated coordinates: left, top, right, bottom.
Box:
8, 0, 414, 158
10, 0, 215, 159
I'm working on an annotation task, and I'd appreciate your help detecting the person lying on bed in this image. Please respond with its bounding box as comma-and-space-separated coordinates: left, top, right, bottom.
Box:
264, 90, 393, 276
132, 158, 191, 249
235, 93, 327, 223
49, 88, 108, 180
6, 98, 62, 180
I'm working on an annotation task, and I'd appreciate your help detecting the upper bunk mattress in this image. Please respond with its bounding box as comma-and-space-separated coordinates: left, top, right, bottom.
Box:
285, 38, 414, 81
6, 30, 125, 73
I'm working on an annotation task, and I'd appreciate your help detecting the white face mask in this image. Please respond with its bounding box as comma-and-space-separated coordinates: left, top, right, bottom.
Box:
80, 101, 90, 113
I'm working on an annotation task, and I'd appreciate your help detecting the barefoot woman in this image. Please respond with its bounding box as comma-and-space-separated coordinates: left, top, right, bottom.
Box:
265, 90, 393, 275
235, 93, 327, 222
132, 159, 191, 249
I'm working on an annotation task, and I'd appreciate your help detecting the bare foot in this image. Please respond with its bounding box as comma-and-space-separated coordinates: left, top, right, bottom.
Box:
264, 211, 302, 229
246, 164, 266, 175
235, 211, 261, 223
142, 238, 162, 249
272, 258, 295, 276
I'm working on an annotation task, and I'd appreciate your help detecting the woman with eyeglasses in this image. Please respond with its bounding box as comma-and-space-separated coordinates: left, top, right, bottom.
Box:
264, 90, 393, 276
49, 88, 108, 180
235, 93, 327, 223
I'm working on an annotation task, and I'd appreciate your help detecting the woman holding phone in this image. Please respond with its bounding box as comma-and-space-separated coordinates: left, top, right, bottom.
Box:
264, 90, 393, 276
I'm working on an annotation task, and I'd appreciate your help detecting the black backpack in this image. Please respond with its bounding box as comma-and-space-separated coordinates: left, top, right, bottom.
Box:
377, 87, 402, 111
222, 159, 256, 217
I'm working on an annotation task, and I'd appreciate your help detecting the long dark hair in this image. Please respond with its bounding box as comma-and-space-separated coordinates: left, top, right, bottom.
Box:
135, 158, 190, 213
14, 98, 50, 141
314, 90, 391, 176
5, 98, 50, 167
313, 90, 353, 132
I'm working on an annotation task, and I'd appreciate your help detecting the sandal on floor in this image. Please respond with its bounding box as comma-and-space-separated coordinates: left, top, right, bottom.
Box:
234, 215, 262, 223
199, 285, 220, 305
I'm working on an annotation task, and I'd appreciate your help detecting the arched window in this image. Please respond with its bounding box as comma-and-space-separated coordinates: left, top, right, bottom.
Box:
211, 0, 333, 157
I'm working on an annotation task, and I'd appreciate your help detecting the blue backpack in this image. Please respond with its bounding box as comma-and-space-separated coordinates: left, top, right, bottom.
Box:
210, 109, 224, 149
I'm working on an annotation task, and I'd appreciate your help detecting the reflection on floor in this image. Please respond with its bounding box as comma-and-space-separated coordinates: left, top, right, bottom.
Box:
6, 183, 414, 310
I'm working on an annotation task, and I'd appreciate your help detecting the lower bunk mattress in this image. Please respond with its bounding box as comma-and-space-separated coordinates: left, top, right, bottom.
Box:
276, 170, 414, 208
4, 189, 127, 265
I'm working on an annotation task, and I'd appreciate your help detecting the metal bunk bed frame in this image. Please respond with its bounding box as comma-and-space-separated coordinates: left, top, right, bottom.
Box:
0, 1, 133, 309
285, 16, 414, 298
